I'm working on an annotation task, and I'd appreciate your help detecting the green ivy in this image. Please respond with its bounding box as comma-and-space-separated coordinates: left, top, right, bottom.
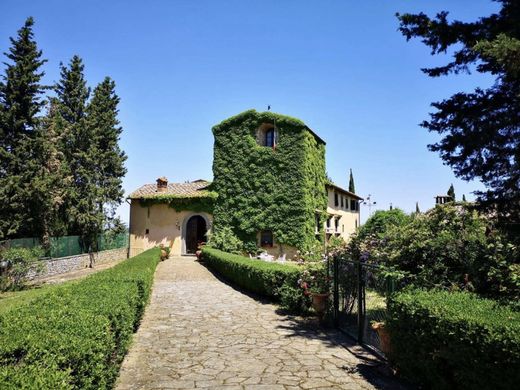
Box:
211, 109, 327, 252
138, 191, 217, 214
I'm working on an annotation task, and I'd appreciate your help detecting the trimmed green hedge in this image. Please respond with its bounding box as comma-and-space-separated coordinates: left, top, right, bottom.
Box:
201, 247, 300, 299
387, 289, 520, 390
0, 247, 160, 389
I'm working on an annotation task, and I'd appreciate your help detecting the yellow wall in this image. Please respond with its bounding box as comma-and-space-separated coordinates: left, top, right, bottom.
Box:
325, 189, 360, 242
129, 201, 212, 257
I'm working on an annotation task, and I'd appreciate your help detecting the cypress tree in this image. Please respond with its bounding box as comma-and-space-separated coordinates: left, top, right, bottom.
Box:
69, 77, 126, 266
348, 168, 356, 193
416, 202, 420, 213
55, 55, 90, 125
0, 17, 47, 238
87, 77, 127, 220
53, 56, 91, 236
463, 194, 467, 202
31, 103, 72, 249
447, 184, 456, 202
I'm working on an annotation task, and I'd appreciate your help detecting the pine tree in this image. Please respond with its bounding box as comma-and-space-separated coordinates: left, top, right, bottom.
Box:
348, 168, 356, 193
0, 17, 47, 238
397, 1, 520, 224
415, 202, 420, 213
447, 184, 456, 202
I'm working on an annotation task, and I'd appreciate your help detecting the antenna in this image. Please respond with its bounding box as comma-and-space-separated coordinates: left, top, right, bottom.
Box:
363, 194, 377, 216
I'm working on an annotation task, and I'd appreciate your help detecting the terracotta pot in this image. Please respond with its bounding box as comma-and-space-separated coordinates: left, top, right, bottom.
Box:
371, 322, 391, 355
160, 249, 168, 261
311, 293, 329, 317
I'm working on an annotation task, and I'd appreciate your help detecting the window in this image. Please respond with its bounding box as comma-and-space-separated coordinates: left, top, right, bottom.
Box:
335, 218, 339, 231
334, 193, 339, 207
265, 129, 275, 147
340, 196, 344, 208
260, 230, 273, 247
350, 199, 356, 211
145, 228, 149, 234
326, 217, 331, 228
315, 213, 320, 233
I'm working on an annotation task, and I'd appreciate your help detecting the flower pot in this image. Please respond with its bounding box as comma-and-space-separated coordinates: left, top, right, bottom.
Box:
160, 249, 168, 261
371, 322, 391, 355
311, 293, 329, 317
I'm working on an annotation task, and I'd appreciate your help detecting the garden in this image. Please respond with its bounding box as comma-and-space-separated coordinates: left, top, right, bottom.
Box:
202, 203, 520, 390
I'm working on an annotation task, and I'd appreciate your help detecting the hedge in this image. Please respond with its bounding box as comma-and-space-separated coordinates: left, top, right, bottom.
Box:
387, 289, 520, 390
0, 247, 160, 389
201, 247, 301, 299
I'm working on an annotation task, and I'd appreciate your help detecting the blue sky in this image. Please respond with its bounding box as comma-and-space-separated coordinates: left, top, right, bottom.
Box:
2, 0, 500, 223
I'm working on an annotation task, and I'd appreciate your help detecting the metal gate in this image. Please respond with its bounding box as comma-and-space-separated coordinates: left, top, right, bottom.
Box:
330, 256, 395, 354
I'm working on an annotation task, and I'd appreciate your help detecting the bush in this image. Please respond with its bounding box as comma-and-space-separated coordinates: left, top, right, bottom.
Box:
387, 289, 520, 390
344, 204, 519, 302
357, 208, 411, 240
207, 226, 243, 254
0, 247, 160, 389
201, 247, 301, 301
0, 246, 44, 291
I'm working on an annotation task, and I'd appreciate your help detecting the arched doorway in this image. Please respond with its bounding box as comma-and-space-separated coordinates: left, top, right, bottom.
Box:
185, 215, 207, 254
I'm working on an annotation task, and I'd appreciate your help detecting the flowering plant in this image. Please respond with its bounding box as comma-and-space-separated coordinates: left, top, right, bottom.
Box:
298, 262, 331, 295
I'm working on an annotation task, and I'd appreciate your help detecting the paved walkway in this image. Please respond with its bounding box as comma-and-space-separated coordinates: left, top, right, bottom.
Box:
116, 256, 406, 390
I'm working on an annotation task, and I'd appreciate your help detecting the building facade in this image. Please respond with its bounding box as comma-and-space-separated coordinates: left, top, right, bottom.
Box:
128, 110, 362, 257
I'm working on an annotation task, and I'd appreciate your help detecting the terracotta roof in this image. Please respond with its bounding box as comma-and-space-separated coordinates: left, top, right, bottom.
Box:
129, 180, 211, 199
326, 183, 364, 201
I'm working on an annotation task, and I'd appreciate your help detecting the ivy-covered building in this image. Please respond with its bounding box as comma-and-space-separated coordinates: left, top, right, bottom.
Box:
128, 110, 362, 257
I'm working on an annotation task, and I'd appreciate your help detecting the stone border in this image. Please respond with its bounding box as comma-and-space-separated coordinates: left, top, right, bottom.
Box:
28, 247, 128, 280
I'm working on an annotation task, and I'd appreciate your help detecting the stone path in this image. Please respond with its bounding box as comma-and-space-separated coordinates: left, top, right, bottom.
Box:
116, 256, 407, 390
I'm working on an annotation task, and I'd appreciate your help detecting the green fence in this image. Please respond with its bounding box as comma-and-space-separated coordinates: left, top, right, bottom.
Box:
2, 233, 129, 258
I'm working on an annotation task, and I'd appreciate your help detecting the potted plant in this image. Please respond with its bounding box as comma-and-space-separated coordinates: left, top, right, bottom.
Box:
371, 321, 391, 355
159, 244, 170, 261
299, 263, 331, 319
195, 241, 205, 260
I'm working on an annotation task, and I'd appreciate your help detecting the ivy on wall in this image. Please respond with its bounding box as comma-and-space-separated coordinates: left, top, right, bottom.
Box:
138, 191, 217, 214
211, 109, 327, 252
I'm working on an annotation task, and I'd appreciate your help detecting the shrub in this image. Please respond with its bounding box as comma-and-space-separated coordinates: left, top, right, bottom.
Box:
387, 289, 520, 390
207, 226, 243, 254
0, 247, 160, 389
0, 246, 44, 291
357, 208, 411, 240
201, 247, 301, 300
343, 204, 519, 302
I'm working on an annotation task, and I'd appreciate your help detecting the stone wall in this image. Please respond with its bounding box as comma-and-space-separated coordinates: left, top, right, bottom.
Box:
29, 247, 128, 280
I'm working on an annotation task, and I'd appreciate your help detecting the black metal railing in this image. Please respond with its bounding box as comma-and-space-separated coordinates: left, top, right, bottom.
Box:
330, 256, 397, 354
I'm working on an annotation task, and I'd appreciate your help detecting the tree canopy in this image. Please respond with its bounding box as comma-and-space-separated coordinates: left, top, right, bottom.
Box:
0, 18, 126, 254
397, 0, 520, 227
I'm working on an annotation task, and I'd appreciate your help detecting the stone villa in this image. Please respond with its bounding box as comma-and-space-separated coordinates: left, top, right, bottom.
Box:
128, 110, 362, 257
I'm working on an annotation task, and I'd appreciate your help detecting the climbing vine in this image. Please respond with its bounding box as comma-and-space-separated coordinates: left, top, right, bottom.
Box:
211, 110, 327, 252
138, 191, 217, 213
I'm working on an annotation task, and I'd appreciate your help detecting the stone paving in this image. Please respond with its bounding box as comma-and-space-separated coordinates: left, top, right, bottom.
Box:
116, 256, 407, 390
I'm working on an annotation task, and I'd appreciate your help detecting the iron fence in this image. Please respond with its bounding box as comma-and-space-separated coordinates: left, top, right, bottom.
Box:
330, 256, 398, 355
1, 233, 129, 259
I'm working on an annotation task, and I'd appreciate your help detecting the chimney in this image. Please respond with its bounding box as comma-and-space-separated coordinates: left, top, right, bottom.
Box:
156, 177, 168, 192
